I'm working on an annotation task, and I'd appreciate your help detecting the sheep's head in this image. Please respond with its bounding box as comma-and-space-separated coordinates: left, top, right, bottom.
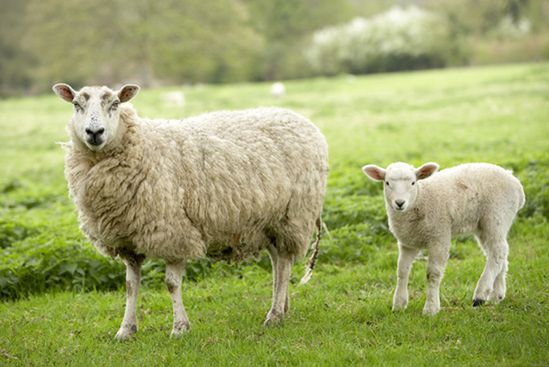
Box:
52, 83, 139, 151
362, 162, 439, 212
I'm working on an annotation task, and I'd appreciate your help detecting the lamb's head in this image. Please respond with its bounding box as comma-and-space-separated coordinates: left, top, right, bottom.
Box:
52, 83, 139, 151
362, 162, 439, 212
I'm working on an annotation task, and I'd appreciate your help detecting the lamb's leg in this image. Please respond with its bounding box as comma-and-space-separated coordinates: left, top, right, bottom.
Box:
116, 254, 144, 340
393, 244, 420, 311
423, 244, 449, 316
165, 261, 191, 337
488, 257, 508, 303
474, 239, 507, 306
264, 248, 292, 326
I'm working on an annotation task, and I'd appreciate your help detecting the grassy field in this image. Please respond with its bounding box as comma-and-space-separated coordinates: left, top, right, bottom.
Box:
1, 63, 548, 366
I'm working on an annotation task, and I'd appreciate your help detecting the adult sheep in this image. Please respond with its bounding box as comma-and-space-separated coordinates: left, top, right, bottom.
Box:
362, 162, 524, 315
52, 83, 328, 340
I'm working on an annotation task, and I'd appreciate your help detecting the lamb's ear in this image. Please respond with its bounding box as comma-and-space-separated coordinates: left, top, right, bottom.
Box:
52, 83, 76, 103
362, 164, 386, 182
118, 84, 140, 102
415, 162, 439, 180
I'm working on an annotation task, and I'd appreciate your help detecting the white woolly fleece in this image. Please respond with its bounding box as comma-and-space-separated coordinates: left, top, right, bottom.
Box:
64, 105, 329, 263
387, 163, 525, 246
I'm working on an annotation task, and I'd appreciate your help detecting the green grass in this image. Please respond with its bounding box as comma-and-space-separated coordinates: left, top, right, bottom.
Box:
1, 63, 549, 366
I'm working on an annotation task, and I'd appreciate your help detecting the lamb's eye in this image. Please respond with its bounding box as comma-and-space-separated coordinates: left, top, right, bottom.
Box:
110, 101, 119, 110
411, 181, 416, 186
385, 181, 390, 187
73, 101, 82, 112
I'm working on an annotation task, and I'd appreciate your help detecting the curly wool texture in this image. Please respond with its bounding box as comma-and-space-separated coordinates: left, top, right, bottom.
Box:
387, 163, 525, 246
65, 105, 328, 262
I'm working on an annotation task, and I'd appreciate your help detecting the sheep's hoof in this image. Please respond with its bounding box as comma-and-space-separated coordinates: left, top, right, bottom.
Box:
115, 324, 137, 341
392, 296, 408, 311
472, 298, 486, 307
263, 310, 284, 327
392, 304, 407, 312
170, 320, 191, 338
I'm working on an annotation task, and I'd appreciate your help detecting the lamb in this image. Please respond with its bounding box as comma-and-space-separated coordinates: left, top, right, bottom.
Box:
362, 162, 524, 315
52, 83, 328, 339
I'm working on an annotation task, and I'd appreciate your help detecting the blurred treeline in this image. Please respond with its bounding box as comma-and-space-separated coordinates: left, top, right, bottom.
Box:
1, 0, 548, 96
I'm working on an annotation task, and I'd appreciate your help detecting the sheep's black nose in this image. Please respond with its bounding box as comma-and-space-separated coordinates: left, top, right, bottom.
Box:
85, 128, 105, 145
395, 199, 405, 208
85, 127, 104, 136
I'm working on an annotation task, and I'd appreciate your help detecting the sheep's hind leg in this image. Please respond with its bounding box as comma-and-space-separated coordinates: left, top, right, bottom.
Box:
474, 239, 508, 306
165, 261, 191, 337
264, 245, 292, 326
488, 241, 508, 303
116, 253, 145, 340
488, 256, 508, 303
393, 244, 420, 311
267, 245, 289, 313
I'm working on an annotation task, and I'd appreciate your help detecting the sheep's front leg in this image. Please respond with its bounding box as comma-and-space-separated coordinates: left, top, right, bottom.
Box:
116, 255, 144, 340
165, 261, 191, 337
423, 244, 449, 316
393, 244, 420, 311
264, 248, 292, 326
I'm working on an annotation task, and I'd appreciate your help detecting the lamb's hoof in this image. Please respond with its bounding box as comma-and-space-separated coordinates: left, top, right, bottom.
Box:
422, 305, 440, 316
263, 311, 284, 327
472, 298, 485, 307
115, 324, 137, 341
170, 320, 191, 338
488, 292, 505, 303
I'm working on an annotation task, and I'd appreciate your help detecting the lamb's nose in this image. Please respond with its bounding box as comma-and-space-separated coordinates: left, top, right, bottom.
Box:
85, 128, 105, 145
395, 199, 405, 208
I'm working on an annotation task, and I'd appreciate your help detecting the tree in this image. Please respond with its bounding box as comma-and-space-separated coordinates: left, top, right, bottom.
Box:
0, 0, 33, 96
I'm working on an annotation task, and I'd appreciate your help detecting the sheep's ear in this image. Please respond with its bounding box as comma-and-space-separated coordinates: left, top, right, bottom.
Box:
118, 84, 140, 102
362, 164, 386, 182
415, 162, 439, 180
52, 83, 76, 103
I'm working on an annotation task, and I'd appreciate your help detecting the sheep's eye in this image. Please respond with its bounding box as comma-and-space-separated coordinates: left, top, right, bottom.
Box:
110, 101, 119, 110
72, 101, 82, 112
385, 181, 390, 186
411, 181, 416, 186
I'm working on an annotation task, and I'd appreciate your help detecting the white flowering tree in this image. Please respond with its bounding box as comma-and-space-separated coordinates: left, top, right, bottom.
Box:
306, 6, 455, 75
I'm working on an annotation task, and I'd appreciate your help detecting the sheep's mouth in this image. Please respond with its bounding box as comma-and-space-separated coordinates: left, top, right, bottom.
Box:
85, 140, 106, 151
86, 136, 104, 146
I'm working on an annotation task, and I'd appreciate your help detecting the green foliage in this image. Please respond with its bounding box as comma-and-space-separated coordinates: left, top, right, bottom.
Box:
0, 218, 37, 249
19, 0, 262, 90
0, 238, 123, 299
244, 0, 352, 80
520, 158, 549, 218
1, 0, 548, 95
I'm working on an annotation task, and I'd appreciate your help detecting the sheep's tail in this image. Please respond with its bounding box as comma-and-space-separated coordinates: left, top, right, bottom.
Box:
300, 217, 322, 285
